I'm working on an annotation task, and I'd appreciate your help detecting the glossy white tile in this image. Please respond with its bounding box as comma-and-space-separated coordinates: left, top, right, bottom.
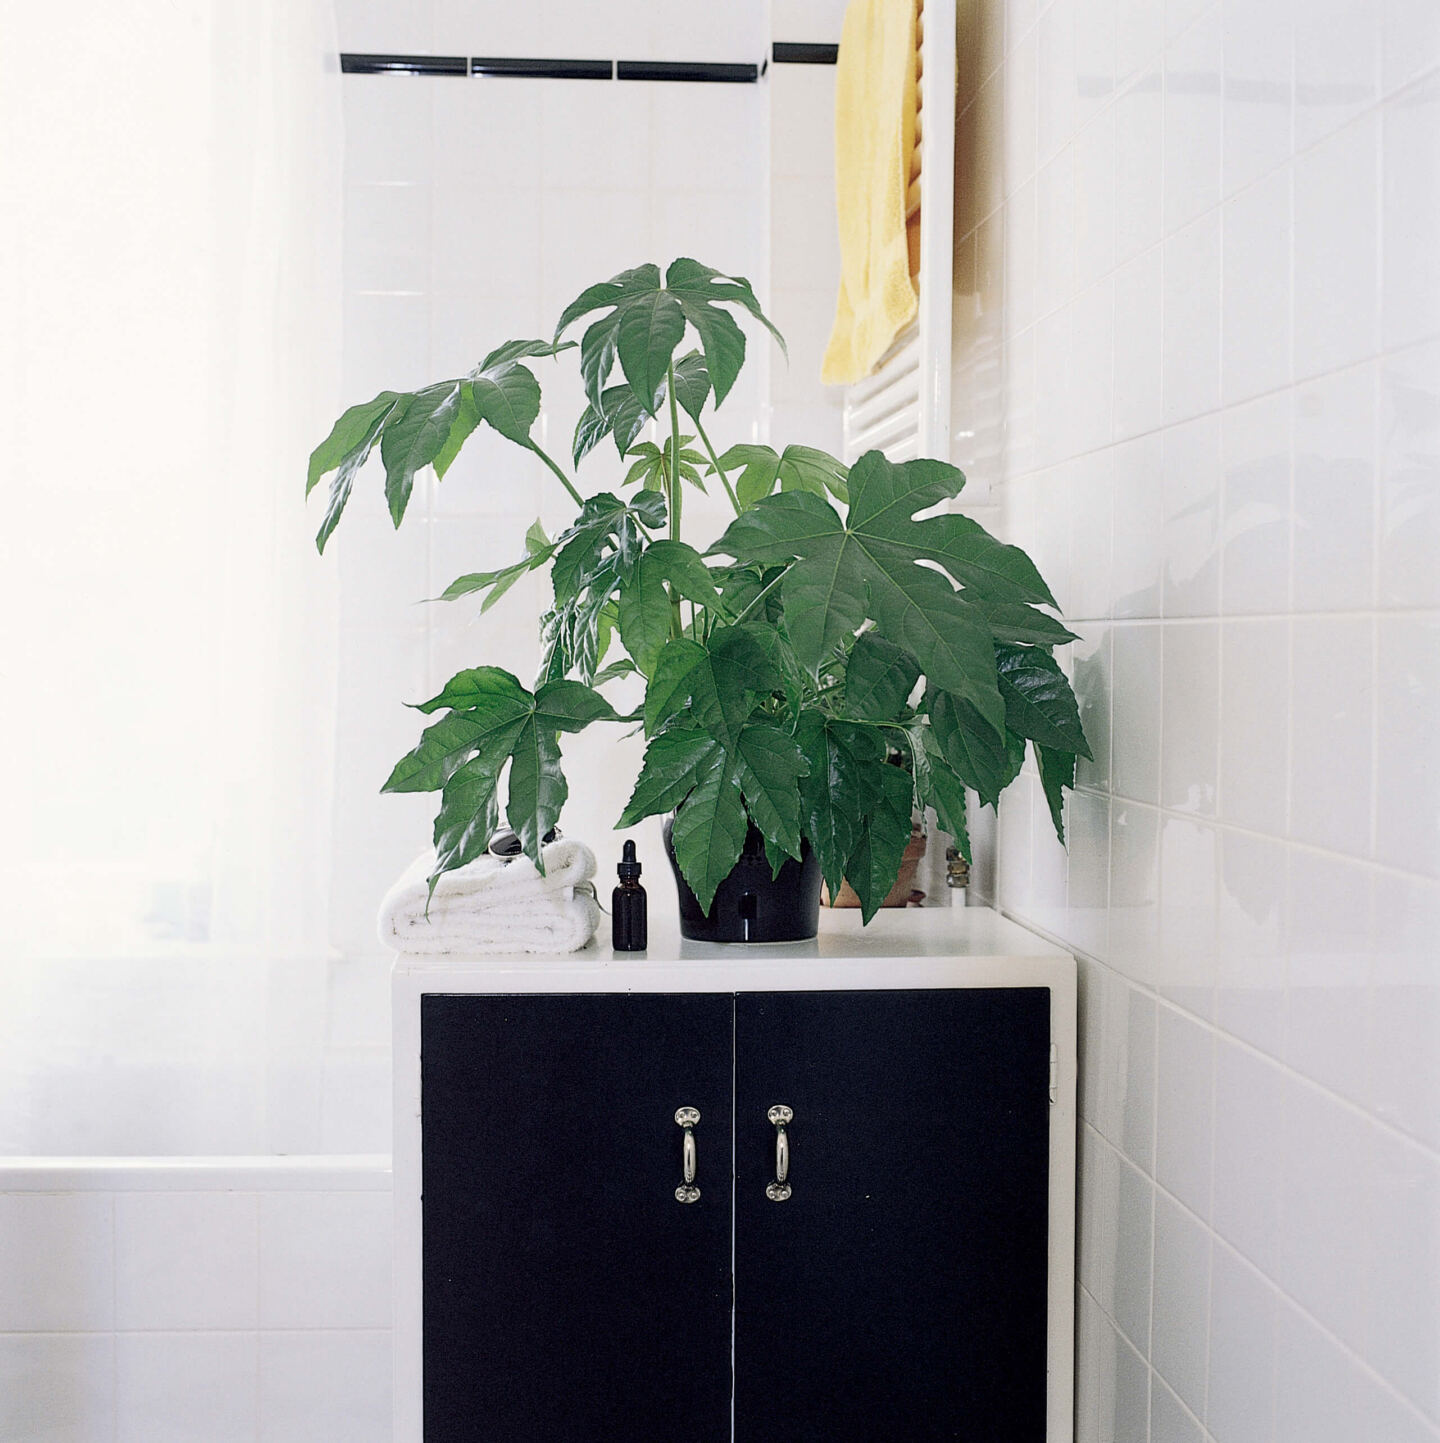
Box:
1293, 114, 1380, 379
1111, 431, 1165, 613
1364, 1131, 1440, 1419
0, 1334, 115, 1443
1288, 617, 1374, 856
115, 1192, 258, 1331
1369, 872, 1440, 1150
1284, 849, 1372, 1102
1079, 1128, 1155, 1350
0, 1193, 114, 1332
1073, 109, 1115, 293
1162, 215, 1223, 427
1165, 415, 1223, 623
1160, 622, 1219, 817
1377, 341, 1440, 610
1155, 1006, 1215, 1217
1292, 363, 1377, 613
1382, 75, 1440, 351
1109, 800, 1162, 988
1151, 1377, 1205, 1443
258, 1331, 391, 1443
1277, 1076, 1372, 1350
1374, 617, 1440, 876
1293, 0, 1380, 151
1151, 1189, 1212, 1415
258, 1192, 391, 1330
115, 1334, 258, 1443
1220, 390, 1293, 615
1159, 816, 1220, 1017
1221, 0, 1293, 197
1215, 829, 1288, 1056
1162, 5, 1222, 235
1110, 623, 1161, 801
1211, 1037, 1285, 1273
1206, 1242, 1278, 1443
1222, 166, 1292, 404
1115, 69, 1164, 262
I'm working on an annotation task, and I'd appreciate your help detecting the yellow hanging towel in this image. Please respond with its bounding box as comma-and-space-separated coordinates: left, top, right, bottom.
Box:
820, 0, 921, 386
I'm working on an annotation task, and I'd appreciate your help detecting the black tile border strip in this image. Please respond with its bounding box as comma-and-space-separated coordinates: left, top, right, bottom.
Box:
340, 53, 808, 82
472, 56, 613, 79
772, 42, 839, 64
340, 53, 467, 76
616, 60, 759, 83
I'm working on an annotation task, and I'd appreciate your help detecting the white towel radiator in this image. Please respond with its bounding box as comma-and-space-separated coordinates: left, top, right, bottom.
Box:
841, 0, 956, 470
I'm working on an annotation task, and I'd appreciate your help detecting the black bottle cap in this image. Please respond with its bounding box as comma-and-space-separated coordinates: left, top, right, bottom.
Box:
617, 839, 642, 881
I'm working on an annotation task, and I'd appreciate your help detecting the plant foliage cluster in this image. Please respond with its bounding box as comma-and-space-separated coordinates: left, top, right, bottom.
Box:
308, 260, 1090, 920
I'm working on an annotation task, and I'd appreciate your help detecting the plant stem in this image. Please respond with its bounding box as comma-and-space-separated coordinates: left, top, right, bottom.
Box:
666, 361, 683, 542
694, 417, 741, 515
731, 564, 791, 625
527, 439, 584, 507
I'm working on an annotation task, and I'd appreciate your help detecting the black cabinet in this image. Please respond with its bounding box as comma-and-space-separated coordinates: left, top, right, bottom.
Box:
421, 988, 1051, 1443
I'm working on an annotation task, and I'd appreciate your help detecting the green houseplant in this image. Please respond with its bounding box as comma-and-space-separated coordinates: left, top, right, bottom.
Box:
307, 259, 1089, 935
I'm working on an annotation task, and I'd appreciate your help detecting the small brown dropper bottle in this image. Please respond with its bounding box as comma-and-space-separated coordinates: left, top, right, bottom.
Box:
612, 839, 647, 951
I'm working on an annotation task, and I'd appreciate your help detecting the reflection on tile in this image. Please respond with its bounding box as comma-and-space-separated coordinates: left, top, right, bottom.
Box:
1151, 1191, 1212, 1414
1292, 364, 1376, 613
1369, 873, 1440, 1149
1155, 1007, 1214, 1217
1378, 341, 1440, 609
1216, 829, 1288, 1056
1288, 618, 1374, 857
1207, 1242, 1278, 1443
1221, 391, 1292, 614
1160, 623, 1219, 817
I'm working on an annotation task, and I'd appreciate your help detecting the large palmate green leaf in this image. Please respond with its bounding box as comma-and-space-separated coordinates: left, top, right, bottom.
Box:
926, 688, 1026, 808
555, 259, 783, 411
437, 520, 553, 612
843, 634, 920, 722
307, 390, 404, 552
1036, 742, 1076, 844
306, 340, 573, 551
623, 437, 706, 493
843, 762, 914, 922
794, 711, 888, 898
540, 490, 667, 682
712, 452, 1011, 735
617, 540, 721, 677
909, 722, 971, 854
621, 627, 809, 909
715, 443, 850, 507
384, 666, 618, 876
571, 351, 713, 468
995, 644, 1092, 757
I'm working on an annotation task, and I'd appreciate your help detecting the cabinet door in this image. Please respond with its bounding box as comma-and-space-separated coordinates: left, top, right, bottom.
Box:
422, 993, 734, 1442
734, 988, 1051, 1443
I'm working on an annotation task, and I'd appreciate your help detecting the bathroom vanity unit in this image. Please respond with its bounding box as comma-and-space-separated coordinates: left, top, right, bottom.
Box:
392, 908, 1077, 1442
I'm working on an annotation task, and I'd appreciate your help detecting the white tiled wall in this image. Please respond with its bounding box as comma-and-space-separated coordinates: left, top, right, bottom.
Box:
0, 1167, 391, 1443
953, 0, 1440, 1437
330, 26, 772, 956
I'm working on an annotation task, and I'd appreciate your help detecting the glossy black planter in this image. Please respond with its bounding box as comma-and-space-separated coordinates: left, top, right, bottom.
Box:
663, 817, 822, 943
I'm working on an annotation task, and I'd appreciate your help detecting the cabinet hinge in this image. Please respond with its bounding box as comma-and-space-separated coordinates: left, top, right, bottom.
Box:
1048, 1042, 1059, 1105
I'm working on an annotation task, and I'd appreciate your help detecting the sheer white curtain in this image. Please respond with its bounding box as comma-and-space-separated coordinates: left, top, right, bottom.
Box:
0, 2, 344, 960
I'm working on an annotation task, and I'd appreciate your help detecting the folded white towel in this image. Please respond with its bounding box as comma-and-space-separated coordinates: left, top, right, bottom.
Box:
378, 840, 601, 956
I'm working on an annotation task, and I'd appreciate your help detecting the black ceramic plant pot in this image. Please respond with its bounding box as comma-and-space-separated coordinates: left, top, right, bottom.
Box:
663, 817, 822, 943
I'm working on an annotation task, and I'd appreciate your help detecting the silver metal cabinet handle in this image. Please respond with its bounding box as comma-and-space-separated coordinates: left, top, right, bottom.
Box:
766, 1105, 793, 1202
674, 1107, 700, 1203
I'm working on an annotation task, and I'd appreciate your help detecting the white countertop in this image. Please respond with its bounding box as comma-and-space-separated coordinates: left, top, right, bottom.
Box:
392, 905, 1071, 993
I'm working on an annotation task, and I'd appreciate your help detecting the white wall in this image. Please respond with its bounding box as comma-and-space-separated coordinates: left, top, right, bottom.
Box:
329, 4, 773, 955
951, 0, 1440, 1437
0, 1165, 391, 1443
767, 0, 850, 456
